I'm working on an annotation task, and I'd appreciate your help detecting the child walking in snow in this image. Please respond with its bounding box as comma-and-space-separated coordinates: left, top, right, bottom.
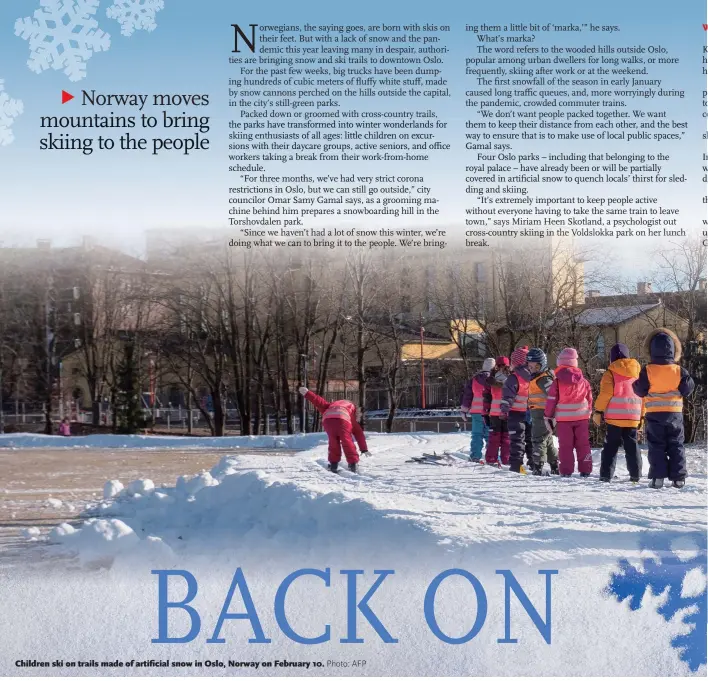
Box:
500, 347, 532, 474
483, 357, 511, 466
299, 387, 369, 473
461, 358, 495, 461
593, 343, 644, 483
632, 328, 695, 489
526, 348, 559, 475
544, 348, 593, 477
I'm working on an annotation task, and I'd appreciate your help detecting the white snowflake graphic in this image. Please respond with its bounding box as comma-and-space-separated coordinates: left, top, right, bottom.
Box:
0, 80, 24, 147
15, 0, 111, 82
106, 0, 164, 37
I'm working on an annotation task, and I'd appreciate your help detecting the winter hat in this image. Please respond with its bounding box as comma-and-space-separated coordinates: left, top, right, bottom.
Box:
510, 347, 529, 367
496, 356, 510, 367
526, 347, 547, 368
557, 347, 579, 368
610, 343, 630, 363
482, 358, 495, 372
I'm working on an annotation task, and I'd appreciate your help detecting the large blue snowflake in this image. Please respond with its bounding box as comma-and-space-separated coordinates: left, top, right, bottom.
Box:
608, 532, 707, 673
15, 0, 111, 82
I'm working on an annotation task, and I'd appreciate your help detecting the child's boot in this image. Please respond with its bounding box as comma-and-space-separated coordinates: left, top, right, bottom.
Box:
648, 478, 665, 489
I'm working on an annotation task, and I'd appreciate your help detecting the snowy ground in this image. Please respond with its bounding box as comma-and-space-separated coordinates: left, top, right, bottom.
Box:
1, 432, 706, 676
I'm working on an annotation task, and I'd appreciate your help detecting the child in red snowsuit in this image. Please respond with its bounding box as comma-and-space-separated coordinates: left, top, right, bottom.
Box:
299, 387, 369, 473
544, 348, 593, 477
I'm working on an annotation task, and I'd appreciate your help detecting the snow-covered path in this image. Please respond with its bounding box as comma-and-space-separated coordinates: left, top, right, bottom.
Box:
206, 432, 706, 567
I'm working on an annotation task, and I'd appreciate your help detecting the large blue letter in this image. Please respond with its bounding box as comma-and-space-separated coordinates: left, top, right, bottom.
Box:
207, 568, 271, 643
340, 570, 397, 643
424, 569, 488, 644
497, 569, 558, 644
152, 569, 201, 643
274, 568, 331, 644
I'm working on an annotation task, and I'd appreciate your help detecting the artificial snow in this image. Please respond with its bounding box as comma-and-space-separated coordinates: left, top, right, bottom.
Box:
6, 431, 706, 674
125, 478, 155, 496
103, 480, 124, 499
45, 498, 63, 509
21, 527, 40, 540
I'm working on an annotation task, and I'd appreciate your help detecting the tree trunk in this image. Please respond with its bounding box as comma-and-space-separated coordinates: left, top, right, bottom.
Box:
212, 389, 225, 437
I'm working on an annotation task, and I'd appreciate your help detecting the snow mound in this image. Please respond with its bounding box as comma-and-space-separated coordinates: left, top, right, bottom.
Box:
125, 478, 154, 496
51, 518, 140, 567
103, 480, 124, 498
175, 470, 218, 497
21, 527, 41, 540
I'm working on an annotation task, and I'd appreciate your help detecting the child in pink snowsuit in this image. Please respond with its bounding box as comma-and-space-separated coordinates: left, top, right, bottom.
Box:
300, 388, 369, 473
544, 348, 593, 477
59, 418, 71, 436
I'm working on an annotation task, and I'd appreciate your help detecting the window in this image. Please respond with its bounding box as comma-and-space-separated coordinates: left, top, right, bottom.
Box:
461, 333, 487, 358
475, 262, 487, 283
596, 334, 606, 359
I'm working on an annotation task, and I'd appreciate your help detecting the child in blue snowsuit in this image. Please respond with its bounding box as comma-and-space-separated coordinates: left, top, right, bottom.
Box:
461, 358, 495, 461
632, 328, 695, 489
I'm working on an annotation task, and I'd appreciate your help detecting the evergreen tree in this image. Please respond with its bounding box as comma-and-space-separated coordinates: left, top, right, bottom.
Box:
115, 340, 144, 434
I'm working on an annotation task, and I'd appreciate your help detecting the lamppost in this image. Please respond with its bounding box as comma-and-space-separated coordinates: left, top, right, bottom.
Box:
419, 316, 426, 409
300, 352, 308, 433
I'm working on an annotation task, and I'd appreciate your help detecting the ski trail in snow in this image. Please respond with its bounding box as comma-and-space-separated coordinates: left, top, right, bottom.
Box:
200, 432, 706, 570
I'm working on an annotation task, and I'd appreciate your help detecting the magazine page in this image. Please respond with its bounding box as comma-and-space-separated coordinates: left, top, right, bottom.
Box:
0, 0, 705, 677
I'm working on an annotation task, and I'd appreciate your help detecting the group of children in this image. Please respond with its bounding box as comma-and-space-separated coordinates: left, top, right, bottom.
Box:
295, 327, 695, 488
461, 328, 695, 488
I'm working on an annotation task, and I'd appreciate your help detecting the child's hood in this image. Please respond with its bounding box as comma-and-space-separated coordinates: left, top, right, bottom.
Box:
609, 358, 640, 379
645, 327, 682, 364
556, 366, 585, 385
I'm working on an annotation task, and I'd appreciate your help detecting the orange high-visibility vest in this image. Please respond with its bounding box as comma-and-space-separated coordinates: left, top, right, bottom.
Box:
510, 373, 530, 412
470, 376, 486, 414
645, 364, 683, 413
528, 372, 551, 410
489, 384, 503, 416
605, 371, 643, 421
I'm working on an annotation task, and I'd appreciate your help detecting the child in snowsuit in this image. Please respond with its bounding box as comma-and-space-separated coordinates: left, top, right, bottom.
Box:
593, 343, 644, 483
483, 357, 511, 465
461, 358, 495, 461
299, 387, 369, 473
632, 328, 695, 489
59, 417, 71, 437
544, 348, 593, 477
500, 347, 532, 474
526, 348, 559, 475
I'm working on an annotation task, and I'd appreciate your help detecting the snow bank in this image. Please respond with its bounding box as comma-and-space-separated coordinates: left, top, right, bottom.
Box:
0, 431, 329, 450
103, 479, 123, 498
